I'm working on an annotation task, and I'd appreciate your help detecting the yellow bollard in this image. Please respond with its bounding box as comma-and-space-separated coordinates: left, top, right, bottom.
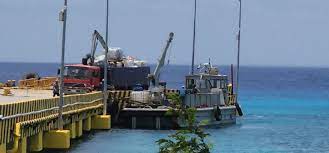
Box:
91, 115, 111, 130
29, 132, 43, 152
43, 130, 70, 149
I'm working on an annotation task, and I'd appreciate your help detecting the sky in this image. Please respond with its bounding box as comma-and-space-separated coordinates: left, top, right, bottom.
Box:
0, 0, 329, 67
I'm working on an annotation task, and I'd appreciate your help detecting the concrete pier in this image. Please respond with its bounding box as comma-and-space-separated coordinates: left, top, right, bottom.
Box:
0, 90, 111, 152
0, 89, 53, 104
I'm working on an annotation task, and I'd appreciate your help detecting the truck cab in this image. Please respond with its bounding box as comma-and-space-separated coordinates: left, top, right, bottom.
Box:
62, 64, 101, 94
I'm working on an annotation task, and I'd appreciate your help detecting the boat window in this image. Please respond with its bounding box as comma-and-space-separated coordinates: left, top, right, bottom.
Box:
220, 80, 226, 88
207, 79, 215, 88
187, 79, 195, 89
211, 79, 217, 88
197, 80, 206, 89
217, 80, 221, 89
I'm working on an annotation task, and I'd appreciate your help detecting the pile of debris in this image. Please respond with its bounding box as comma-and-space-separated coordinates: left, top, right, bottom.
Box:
94, 47, 147, 68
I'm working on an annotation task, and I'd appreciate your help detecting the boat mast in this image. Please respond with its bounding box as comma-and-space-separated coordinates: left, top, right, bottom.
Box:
236, 0, 242, 98
231, 64, 234, 94
103, 0, 110, 115
191, 0, 197, 75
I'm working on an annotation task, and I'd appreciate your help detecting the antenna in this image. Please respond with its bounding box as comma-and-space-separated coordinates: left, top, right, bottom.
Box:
191, 0, 197, 75
231, 64, 234, 94
236, 0, 242, 98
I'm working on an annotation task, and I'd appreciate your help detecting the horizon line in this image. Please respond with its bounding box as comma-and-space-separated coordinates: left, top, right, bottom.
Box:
0, 61, 328, 69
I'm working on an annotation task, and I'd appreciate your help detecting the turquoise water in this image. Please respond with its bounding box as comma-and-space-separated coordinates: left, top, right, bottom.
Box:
59, 100, 329, 153
1, 63, 329, 152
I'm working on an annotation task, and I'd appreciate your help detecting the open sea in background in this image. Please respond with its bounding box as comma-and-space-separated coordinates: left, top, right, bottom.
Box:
1, 62, 329, 153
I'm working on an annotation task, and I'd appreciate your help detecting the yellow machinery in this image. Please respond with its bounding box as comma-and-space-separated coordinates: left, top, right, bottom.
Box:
2, 87, 13, 96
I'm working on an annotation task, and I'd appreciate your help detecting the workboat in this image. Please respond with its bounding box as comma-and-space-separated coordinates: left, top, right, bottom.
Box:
178, 63, 243, 127
112, 62, 243, 129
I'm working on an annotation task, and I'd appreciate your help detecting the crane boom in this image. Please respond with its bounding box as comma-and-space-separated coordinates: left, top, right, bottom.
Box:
82, 30, 108, 65
149, 32, 174, 87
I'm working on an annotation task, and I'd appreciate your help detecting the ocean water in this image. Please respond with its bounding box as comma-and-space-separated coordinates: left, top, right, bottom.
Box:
1, 63, 329, 153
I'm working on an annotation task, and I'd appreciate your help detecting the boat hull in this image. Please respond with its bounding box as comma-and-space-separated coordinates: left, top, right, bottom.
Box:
179, 106, 236, 128
117, 106, 237, 129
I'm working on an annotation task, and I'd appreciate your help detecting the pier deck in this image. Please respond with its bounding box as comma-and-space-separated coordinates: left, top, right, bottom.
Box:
0, 89, 53, 104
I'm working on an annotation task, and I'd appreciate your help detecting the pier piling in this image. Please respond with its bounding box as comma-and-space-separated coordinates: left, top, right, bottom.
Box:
64, 122, 76, 139
76, 120, 83, 137
83, 117, 92, 131
29, 132, 43, 152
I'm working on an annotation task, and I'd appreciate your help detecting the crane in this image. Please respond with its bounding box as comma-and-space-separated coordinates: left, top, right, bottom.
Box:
148, 32, 174, 88
82, 30, 108, 65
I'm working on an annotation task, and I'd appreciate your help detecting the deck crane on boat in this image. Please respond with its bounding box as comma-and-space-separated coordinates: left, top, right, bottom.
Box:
146, 32, 174, 103
148, 32, 174, 88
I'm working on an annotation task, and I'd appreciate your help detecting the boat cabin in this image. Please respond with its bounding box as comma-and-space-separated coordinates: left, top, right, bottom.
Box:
183, 74, 229, 107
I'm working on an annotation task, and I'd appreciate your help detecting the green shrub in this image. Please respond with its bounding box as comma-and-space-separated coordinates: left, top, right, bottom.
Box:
157, 93, 212, 153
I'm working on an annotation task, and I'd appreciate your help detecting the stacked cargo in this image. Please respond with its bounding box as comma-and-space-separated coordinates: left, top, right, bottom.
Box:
18, 77, 56, 90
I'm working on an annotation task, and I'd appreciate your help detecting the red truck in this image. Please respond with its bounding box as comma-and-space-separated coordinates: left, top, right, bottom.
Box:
62, 64, 101, 94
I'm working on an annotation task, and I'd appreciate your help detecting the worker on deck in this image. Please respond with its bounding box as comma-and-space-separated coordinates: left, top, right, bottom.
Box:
100, 79, 104, 90
52, 80, 59, 97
